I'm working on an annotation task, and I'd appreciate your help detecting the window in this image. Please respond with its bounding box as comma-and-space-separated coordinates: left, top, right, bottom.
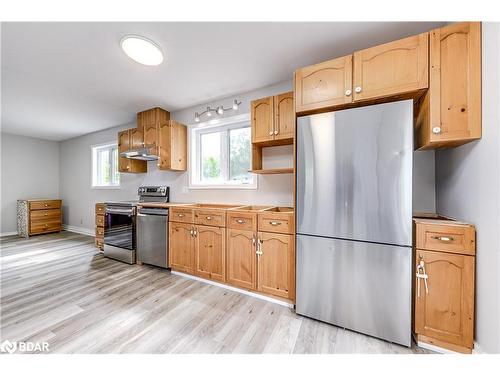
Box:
91, 142, 120, 188
190, 114, 256, 188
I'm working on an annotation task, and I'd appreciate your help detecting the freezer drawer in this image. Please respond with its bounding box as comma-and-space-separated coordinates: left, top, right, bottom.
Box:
296, 234, 412, 347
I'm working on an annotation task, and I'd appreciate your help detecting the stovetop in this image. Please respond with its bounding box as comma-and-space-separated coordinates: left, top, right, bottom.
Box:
105, 200, 140, 207
105, 186, 170, 208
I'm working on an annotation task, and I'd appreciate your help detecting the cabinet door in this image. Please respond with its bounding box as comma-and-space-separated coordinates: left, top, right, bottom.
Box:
295, 54, 353, 113
169, 222, 194, 274
168, 121, 187, 171
415, 249, 474, 348
226, 229, 257, 290
417, 22, 481, 150
251, 96, 274, 143
130, 128, 144, 149
274, 91, 295, 141
117, 130, 130, 172
353, 33, 428, 102
194, 225, 226, 282
140, 109, 158, 149
257, 232, 295, 300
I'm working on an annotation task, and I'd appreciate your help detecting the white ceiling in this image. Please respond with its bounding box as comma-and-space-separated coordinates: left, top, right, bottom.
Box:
1, 22, 444, 141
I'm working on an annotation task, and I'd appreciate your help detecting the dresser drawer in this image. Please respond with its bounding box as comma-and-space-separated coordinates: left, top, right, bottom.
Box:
95, 203, 105, 215
170, 207, 194, 223
96, 214, 105, 227
95, 238, 104, 249
194, 209, 225, 227
227, 211, 256, 231
30, 220, 61, 235
95, 226, 104, 238
29, 200, 61, 210
415, 222, 476, 256
30, 209, 61, 221
258, 209, 294, 234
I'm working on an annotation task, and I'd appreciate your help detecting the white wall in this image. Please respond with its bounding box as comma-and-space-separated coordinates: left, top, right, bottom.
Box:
435, 22, 500, 353
0, 132, 60, 234
59, 81, 295, 232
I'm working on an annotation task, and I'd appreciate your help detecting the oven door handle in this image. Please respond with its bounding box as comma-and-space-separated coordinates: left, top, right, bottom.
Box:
106, 208, 134, 215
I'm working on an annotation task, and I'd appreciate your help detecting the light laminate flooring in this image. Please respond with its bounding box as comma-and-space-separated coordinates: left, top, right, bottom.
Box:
0, 232, 430, 354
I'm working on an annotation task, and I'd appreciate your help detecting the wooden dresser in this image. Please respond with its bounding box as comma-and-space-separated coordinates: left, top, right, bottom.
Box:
17, 199, 62, 237
413, 215, 476, 353
95, 203, 105, 250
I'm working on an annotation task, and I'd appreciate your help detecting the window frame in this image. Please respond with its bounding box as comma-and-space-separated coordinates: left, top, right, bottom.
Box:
189, 113, 257, 190
90, 141, 121, 189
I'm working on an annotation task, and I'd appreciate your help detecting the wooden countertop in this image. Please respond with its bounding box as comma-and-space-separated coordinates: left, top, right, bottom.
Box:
137, 202, 194, 208
137, 202, 294, 212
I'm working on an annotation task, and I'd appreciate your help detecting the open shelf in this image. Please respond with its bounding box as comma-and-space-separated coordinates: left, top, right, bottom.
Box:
249, 168, 294, 175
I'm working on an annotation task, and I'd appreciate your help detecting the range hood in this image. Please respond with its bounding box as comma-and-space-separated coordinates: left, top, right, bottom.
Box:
120, 147, 159, 161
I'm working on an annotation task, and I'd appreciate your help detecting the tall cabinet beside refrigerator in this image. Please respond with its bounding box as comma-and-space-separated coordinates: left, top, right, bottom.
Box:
295, 100, 413, 347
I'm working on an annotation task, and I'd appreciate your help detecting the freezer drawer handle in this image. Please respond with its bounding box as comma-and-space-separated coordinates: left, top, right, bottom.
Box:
431, 235, 453, 242
269, 221, 281, 226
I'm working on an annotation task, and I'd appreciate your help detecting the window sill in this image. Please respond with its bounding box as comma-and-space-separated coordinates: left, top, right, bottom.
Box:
188, 183, 257, 190
91, 185, 122, 190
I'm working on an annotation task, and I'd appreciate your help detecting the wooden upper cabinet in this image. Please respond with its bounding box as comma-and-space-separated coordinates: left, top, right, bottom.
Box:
194, 225, 226, 282
295, 54, 353, 114
130, 128, 144, 149
353, 33, 428, 102
251, 96, 274, 143
169, 222, 194, 274
257, 231, 295, 300
415, 22, 482, 150
117, 129, 147, 173
226, 228, 257, 290
139, 107, 171, 153
158, 120, 187, 171
414, 249, 474, 350
274, 91, 295, 140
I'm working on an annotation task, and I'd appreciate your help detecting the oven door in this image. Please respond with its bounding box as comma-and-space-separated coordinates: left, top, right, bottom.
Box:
104, 207, 135, 250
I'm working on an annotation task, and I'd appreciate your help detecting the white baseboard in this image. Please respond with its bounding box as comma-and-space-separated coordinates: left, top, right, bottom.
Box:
417, 341, 459, 354
0, 231, 18, 237
62, 225, 94, 237
170, 270, 294, 308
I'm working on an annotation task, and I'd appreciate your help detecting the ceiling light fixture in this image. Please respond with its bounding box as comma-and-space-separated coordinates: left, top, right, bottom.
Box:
120, 35, 164, 66
193, 99, 242, 123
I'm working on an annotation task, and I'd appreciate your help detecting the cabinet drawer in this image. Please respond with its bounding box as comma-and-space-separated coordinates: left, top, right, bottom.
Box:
258, 210, 294, 234
95, 227, 104, 237
194, 209, 225, 227
96, 214, 105, 227
415, 222, 475, 256
170, 207, 194, 223
30, 209, 61, 221
227, 211, 256, 231
30, 220, 61, 234
95, 238, 104, 249
95, 203, 105, 215
29, 200, 61, 210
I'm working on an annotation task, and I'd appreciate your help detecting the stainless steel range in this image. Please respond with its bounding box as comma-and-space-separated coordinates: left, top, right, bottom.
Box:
104, 186, 169, 264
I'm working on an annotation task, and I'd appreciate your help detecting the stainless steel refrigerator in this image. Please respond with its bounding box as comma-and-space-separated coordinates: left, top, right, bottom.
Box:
296, 100, 413, 347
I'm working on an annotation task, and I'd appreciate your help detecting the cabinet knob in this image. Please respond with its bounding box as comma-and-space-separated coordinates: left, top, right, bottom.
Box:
345, 89, 352, 96
236, 219, 245, 224
432, 127, 441, 134
206, 216, 212, 220
274, 130, 278, 135
269, 131, 273, 136
157, 163, 160, 167
126, 166, 130, 169
355, 86, 362, 93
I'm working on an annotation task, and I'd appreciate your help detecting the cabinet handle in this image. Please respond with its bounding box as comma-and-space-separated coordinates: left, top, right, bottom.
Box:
269, 221, 281, 226
256, 239, 263, 256
44, 204, 49, 207
431, 235, 453, 242
355, 86, 362, 93
205, 216, 212, 220
274, 130, 278, 135
190, 228, 194, 236
177, 213, 185, 218
252, 235, 256, 246
345, 89, 352, 96
193, 229, 197, 237
44, 213, 48, 216
236, 219, 246, 224
416, 256, 429, 298
432, 127, 441, 135
269, 131, 273, 136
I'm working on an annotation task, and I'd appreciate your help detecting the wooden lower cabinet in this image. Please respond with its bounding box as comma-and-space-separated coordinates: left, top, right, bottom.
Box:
414, 248, 474, 351
226, 229, 257, 290
169, 222, 195, 274
195, 225, 226, 282
257, 231, 295, 300
95, 203, 105, 250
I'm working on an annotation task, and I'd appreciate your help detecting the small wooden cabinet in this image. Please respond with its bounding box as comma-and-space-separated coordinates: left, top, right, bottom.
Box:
138, 107, 170, 152
118, 129, 147, 173
95, 203, 105, 250
413, 217, 476, 353
251, 92, 294, 145
158, 120, 187, 171
415, 22, 482, 150
169, 221, 195, 274
17, 199, 62, 238
295, 55, 353, 113
195, 225, 226, 282
226, 228, 257, 290
353, 33, 428, 102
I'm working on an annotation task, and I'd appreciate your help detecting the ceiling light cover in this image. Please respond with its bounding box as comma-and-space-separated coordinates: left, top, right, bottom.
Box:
121, 35, 164, 66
